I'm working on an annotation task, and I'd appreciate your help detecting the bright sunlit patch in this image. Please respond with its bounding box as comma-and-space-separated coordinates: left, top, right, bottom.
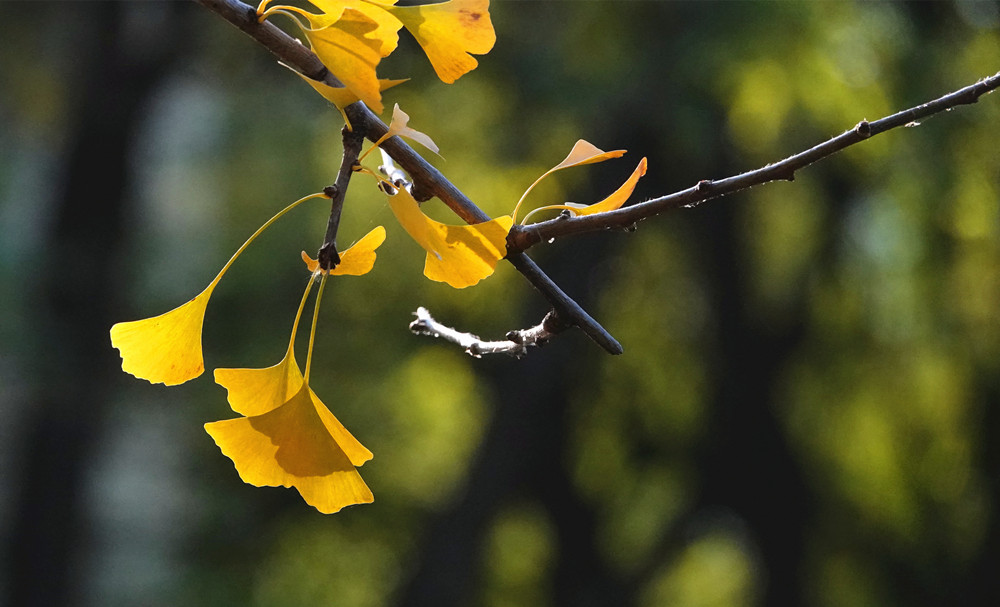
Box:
110, 286, 214, 386
271, 5, 400, 113
258, 0, 495, 114
387, 188, 512, 288
385, 0, 496, 84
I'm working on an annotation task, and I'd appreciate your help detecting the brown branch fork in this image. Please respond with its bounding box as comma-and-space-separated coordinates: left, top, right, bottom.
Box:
195, 0, 1000, 358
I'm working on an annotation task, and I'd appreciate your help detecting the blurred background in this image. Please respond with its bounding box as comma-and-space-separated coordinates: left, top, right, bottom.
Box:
2, 1, 999, 606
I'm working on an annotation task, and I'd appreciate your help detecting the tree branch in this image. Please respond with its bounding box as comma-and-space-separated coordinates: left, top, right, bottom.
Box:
317, 126, 364, 270
410, 307, 565, 358
507, 70, 1000, 252
194, 0, 623, 355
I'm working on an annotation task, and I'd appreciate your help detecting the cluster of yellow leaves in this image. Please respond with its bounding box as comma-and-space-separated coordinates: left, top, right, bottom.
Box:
110, 194, 386, 513
368, 121, 648, 288
206, 236, 383, 513
109, 0, 654, 516
110, 105, 645, 514
259, 0, 496, 114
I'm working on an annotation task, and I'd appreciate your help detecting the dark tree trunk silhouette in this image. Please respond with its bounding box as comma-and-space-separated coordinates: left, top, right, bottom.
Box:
4, 4, 184, 606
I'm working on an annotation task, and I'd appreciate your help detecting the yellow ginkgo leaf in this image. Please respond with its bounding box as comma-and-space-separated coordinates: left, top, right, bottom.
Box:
301, 0, 349, 24
512, 139, 628, 223
260, 1, 342, 30
311, 389, 373, 466
284, 63, 406, 110
215, 272, 371, 466
327, 224, 386, 275
380, 103, 440, 154
388, 188, 512, 288
523, 157, 648, 222
110, 284, 216, 386
300, 7, 400, 113
109, 191, 328, 387
215, 346, 303, 417
205, 384, 373, 514
350, 0, 404, 56
550, 139, 627, 171
214, 350, 373, 466
387, 0, 495, 84
301, 225, 386, 275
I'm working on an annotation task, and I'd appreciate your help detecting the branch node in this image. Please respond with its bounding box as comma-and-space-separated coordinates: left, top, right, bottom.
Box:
410, 181, 435, 203
323, 184, 338, 198
317, 242, 340, 271
541, 309, 568, 333
855, 120, 871, 138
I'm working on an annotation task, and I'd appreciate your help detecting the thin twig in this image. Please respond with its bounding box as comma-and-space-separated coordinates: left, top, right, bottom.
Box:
410, 307, 565, 358
318, 126, 365, 270
507, 71, 1000, 252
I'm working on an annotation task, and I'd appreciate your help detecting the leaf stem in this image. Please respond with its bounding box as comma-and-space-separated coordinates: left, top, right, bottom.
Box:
285, 277, 315, 355
208, 191, 326, 290
303, 273, 328, 384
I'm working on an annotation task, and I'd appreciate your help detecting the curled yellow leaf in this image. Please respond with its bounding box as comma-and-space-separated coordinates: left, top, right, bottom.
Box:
512, 139, 628, 222
387, 0, 495, 84
205, 384, 373, 514
380, 103, 440, 154
110, 284, 215, 386
388, 188, 512, 288
523, 157, 648, 222
550, 139, 627, 171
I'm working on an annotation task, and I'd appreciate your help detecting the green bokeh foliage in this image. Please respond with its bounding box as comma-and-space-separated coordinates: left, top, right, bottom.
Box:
2, 2, 999, 606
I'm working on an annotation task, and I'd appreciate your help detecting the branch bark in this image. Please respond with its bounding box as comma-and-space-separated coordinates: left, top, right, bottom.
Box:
507, 71, 1000, 252
317, 126, 364, 270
